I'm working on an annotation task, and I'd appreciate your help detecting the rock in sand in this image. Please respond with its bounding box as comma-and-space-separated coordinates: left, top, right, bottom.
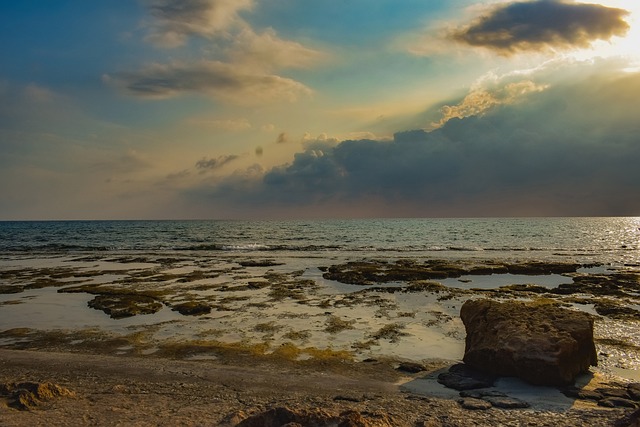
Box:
460, 299, 597, 386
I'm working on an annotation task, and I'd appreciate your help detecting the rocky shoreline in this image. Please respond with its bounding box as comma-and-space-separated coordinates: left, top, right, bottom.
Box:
1, 256, 640, 425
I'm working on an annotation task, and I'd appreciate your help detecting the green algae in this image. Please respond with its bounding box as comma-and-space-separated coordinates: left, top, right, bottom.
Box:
370, 323, 407, 343
282, 330, 311, 341
0, 285, 24, 294
0, 266, 102, 294
170, 301, 212, 316
239, 259, 285, 267
324, 315, 356, 334
254, 322, 283, 334
154, 339, 354, 366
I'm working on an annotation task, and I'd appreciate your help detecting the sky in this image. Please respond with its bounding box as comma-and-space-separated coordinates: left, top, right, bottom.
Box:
1, 0, 639, 220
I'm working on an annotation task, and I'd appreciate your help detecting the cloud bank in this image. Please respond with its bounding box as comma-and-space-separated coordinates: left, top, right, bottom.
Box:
183, 67, 640, 217
452, 0, 630, 54
107, 0, 325, 104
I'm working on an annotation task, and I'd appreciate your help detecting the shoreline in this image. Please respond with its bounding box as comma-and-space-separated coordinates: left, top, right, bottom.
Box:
1, 253, 640, 424
0, 348, 634, 426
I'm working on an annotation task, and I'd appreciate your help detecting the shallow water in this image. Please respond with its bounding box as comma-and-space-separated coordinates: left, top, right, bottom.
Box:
1, 218, 639, 382
440, 273, 572, 289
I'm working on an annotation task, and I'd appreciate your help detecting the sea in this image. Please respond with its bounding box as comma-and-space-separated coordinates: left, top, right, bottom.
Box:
1, 217, 639, 265
1, 217, 639, 381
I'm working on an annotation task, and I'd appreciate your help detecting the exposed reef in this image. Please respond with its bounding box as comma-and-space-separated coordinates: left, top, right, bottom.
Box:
324, 259, 640, 321
59, 284, 169, 319
170, 301, 212, 316
322, 259, 582, 286
88, 294, 163, 319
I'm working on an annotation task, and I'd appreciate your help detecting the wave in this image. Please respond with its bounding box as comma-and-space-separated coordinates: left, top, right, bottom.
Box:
179, 243, 344, 252
0, 243, 620, 255
0, 243, 113, 252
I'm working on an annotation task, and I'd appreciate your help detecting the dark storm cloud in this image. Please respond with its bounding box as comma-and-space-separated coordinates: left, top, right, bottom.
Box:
189, 71, 640, 217
452, 0, 630, 54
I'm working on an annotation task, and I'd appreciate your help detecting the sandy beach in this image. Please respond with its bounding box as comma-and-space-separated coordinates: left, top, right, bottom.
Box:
1, 347, 636, 426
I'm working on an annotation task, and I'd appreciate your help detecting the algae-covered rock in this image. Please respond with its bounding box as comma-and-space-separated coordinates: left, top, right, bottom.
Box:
506, 261, 579, 275
238, 260, 284, 267
171, 301, 211, 316
593, 301, 640, 320
0, 285, 24, 294
88, 294, 163, 319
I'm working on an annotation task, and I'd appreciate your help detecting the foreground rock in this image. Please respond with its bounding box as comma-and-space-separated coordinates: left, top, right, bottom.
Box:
460, 299, 597, 386
231, 406, 395, 426
437, 363, 496, 390
0, 381, 75, 410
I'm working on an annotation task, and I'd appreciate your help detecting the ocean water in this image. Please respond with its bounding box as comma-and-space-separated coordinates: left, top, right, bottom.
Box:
1, 217, 639, 265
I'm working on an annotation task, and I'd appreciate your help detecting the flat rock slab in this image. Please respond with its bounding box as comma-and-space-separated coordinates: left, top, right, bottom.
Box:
402, 366, 581, 412
483, 395, 530, 409
598, 397, 638, 409
458, 397, 492, 410
437, 363, 496, 391
458, 388, 529, 409
629, 384, 640, 400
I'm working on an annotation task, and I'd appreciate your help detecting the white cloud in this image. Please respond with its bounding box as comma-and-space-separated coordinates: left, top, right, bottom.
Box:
433, 76, 548, 128
228, 27, 328, 71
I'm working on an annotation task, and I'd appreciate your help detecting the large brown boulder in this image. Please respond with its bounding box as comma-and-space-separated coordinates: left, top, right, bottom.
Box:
460, 299, 597, 386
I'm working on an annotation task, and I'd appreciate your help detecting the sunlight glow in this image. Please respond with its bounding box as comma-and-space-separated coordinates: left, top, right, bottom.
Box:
573, 0, 640, 63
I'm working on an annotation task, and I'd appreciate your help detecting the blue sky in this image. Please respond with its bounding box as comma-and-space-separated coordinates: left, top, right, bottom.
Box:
1, 0, 639, 219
